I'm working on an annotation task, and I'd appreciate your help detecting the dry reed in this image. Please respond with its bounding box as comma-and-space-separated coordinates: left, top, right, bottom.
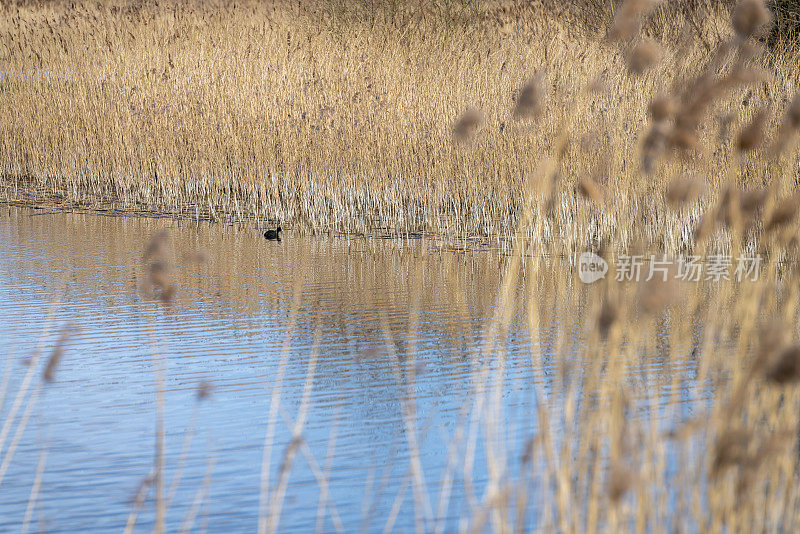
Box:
0, 0, 797, 254
5, 0, 800, 531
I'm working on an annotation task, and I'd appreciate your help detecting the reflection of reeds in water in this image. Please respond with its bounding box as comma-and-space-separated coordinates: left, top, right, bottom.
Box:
0, 283, 67, 532
1, 208, 505, 339
5, 0, 800, 531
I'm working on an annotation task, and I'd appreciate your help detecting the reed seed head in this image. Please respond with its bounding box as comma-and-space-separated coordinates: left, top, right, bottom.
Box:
737, 109, 768, 152
765, 193, 800, 231
607, 462, 635, 503
638, 270, 680, 315
453, 108, 485, 142
729, 65, 770, 85
144, 231, 177, 303
521, 435, 537, 464
597, 300, 618, 338
144, 229, 170, 261
737, 41, 765, 63
627, 40, 662, 75
668, 126, 700, 152
43, 325, 73, 383
641, 122, 670, 174
666, 175, 704, 208
609, 16, 638, 41
715, 186, 739, 228
771, 93, 800, 154
786, 91, 800, 130
750, 319, 785, 376
181, 250, 210, 265
732, 0, 771, 39
718, 112, 736, 141
577, 176, 603, 203
693, 213, 714, 243
513, 74, 544, 121
765, 345, 800, 384
740, 188, 767, 217
609, 0, 651, 41
712, 428, 752, 475
648, 95, 675, 122
158, 284, 177, 303
149, 260, 170, 288
197, 380, 214, 400
588, 74, 608, 94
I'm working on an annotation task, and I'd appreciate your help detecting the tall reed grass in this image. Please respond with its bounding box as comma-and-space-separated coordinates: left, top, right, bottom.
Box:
1, 0, 798, 253
4, 0, 800, 531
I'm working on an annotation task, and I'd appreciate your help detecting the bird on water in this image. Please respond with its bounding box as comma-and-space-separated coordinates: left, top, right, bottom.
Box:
264, 226, 282, 241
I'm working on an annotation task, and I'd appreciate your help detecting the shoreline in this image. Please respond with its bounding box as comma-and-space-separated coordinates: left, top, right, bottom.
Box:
0, 195, 506, 251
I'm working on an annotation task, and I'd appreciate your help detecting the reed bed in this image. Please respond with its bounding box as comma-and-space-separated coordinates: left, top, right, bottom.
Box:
5, 0, 800, 531
0, 0, 798, 252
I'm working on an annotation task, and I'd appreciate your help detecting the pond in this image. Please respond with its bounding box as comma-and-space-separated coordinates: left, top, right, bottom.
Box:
0, 206, 702, 532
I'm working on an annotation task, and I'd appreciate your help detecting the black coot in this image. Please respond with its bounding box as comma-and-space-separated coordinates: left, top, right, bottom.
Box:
264, 226, 282, 241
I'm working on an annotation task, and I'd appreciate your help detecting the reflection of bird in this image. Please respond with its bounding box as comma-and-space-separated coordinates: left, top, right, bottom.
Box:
264, 226, 282, 241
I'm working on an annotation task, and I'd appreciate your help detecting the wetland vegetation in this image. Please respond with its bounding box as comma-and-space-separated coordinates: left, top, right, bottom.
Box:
3, 0, 800, 532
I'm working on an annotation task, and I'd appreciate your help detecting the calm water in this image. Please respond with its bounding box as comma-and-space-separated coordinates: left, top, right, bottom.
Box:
0, 206, 699, 532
